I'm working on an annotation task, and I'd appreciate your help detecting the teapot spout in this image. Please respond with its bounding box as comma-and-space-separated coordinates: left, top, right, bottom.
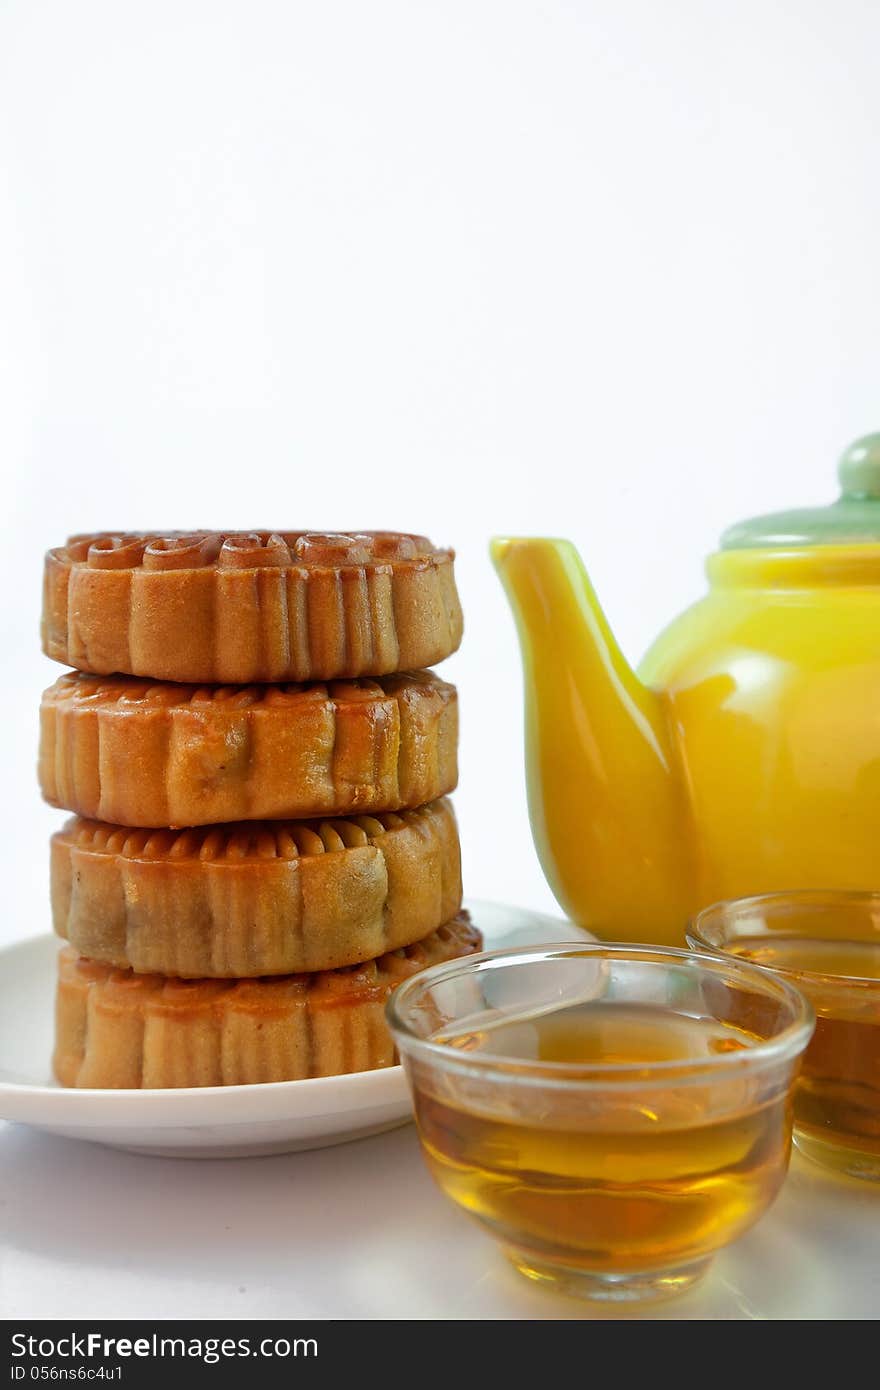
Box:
491, 537, 693, 944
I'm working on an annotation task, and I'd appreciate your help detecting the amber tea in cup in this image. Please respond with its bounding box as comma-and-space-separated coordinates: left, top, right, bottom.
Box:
690, 891, 880, 1181
387, 944, 812, 1302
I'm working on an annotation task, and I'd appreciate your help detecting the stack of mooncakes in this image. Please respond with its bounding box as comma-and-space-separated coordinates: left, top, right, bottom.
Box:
38, 530, 480, 1088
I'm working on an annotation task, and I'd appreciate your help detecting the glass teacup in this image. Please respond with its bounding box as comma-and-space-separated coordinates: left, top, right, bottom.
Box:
387, 942, 813, 1302
689, 891, 880, 1181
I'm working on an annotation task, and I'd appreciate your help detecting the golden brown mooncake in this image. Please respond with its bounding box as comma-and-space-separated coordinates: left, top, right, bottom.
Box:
39, 670, 458, 826
53, 912, 482, 1088
42, 530, 463, 683
51, 800, 462, 977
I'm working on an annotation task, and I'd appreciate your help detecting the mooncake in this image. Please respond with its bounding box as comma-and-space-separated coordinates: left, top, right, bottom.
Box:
51, 800, 461, 977
42, 531, 462, 683
53, 912, 482, 1088
40, 670, 458, 826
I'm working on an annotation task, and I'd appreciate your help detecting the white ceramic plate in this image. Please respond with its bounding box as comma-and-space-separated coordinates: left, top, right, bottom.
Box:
0, 898, 584, 1159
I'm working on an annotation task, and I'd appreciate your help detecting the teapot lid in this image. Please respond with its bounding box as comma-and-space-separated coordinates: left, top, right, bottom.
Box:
722, 433, 880, 549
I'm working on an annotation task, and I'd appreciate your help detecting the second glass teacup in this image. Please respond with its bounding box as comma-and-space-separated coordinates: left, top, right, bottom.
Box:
387, 942, 813, 1303
689, 891, 880, 1181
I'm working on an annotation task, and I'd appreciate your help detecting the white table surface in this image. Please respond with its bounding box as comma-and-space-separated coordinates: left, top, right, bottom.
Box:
1, 1107, 878, 1321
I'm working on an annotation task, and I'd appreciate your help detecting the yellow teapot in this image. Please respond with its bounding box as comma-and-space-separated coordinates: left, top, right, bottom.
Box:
492, 434, 880, 946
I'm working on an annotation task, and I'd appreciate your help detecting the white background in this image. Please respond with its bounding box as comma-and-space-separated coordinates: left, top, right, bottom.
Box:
3, 0, 880, 937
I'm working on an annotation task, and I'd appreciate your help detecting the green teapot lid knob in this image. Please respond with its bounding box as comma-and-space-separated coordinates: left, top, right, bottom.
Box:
722, 429, 880, 548
838, 433, 880, 500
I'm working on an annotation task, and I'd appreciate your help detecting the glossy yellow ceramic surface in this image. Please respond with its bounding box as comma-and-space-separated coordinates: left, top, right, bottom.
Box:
492, 448, 880, 946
